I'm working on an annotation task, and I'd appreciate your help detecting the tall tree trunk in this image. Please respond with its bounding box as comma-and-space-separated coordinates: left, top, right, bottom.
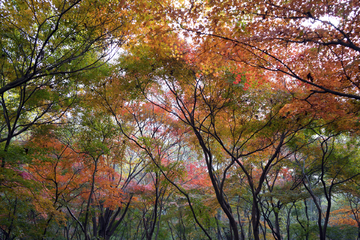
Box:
251, 201, 261, 240
274, 210, 281, 240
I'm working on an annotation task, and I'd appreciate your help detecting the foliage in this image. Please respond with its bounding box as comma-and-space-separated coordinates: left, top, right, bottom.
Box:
1, 1, 360, 240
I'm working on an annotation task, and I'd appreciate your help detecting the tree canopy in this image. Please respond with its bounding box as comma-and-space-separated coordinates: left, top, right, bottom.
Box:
1, 0, 360, 239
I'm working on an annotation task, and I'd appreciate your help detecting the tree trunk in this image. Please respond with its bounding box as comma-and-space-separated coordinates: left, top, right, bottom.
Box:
274, 210, 281, 240
251, 201, 261, 240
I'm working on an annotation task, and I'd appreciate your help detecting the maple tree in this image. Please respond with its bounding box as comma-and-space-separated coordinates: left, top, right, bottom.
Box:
0, 0, 128, 93
343, 191, 360, 239
96, 84, 219, 238
0, 0, 131, 170
175, 0, 360, 99
114, 37, 307, 240
288, 129, 360, 240
114, 29, 360, 238
0, 1, 133, 237
18, 107, 143, 240
1, 0, 360, 239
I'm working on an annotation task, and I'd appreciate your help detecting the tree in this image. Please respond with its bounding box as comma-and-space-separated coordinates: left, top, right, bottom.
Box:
0, 2, 133, 237
0, 0, 129, 168
56, 104, 138, 240
115, 38, 309, 240
342, 190, 360, 239
2, 1, 360, 239
2, 96, 145, 240
0, 0, 127, 94
175, 0, 360, 101
288, 129, 360, 240
95, 72, 222, 239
